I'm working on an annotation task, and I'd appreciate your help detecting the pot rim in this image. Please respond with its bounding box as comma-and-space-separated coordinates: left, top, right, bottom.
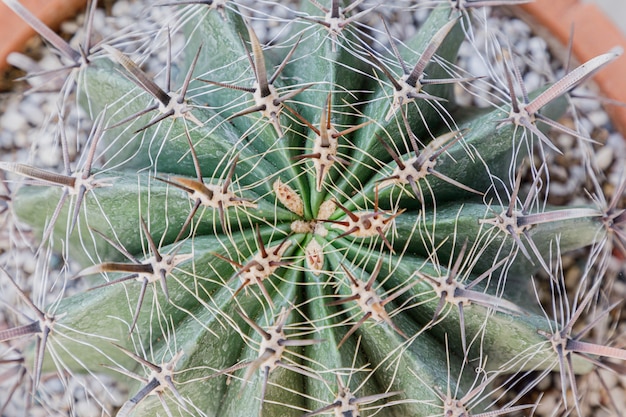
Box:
0, 0, 88, 73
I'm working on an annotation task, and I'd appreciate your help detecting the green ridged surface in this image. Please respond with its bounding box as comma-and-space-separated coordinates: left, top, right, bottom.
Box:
12, 2, 606, 416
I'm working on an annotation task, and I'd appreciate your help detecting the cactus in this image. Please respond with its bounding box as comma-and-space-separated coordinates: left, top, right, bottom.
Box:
2, 1, 626, 416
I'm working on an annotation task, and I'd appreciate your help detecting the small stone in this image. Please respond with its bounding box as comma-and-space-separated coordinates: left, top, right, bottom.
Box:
42, 375, 65, 394
73, 401, 98, 416
523, 71, 543, 94
535, 388, 559, 416
61, 20, 80, 35
599, 369, 618, 388
413, 7, 429, 24
587, 110, 609, 129
592, 126, 610, 144
610, 385, 626, 408
454, 84, 472, 107
556, 133, 575, 149
565, 264, 581, 287
528, 36, 547, 54
595, 146, 614, 171
467, 55, 489, 77
473, 89, 494, 108
112, 1, 131, 16
2, 109, 27, 133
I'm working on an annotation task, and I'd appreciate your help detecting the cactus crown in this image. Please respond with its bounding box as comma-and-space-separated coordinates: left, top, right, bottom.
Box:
1, 0, 625, 416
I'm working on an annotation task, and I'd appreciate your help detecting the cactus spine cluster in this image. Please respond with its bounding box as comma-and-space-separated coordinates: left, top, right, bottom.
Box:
2, 0, 626, 416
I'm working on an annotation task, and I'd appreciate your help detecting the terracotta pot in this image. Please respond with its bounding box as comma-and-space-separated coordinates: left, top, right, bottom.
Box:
0, 0, 87, 72
517, 0, 626, 138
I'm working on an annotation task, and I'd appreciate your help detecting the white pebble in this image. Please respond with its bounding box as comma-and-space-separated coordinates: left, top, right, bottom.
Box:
1, 109, 27, 133
523, 71, 543, 93
413, 7, 429, 23
528, 36, 547, 54
467, 55, 489, 77
61, 20, 80, 35
556, 133, 575, 149
588, 110, 609, 128
21, 102, 46, 128
13, 132, 29, 148
595, 146, 614, 171
112, 1, 131, 16
39, 145, 61, 167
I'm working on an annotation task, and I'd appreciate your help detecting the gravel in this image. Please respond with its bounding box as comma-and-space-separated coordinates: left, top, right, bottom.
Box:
0, 1, 625, 416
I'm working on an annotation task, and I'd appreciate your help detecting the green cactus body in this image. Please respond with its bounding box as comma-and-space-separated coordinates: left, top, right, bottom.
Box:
9, 1, 612, 416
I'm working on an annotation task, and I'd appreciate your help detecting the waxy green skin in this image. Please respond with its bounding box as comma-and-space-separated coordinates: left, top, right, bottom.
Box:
13, 2, 603, 416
